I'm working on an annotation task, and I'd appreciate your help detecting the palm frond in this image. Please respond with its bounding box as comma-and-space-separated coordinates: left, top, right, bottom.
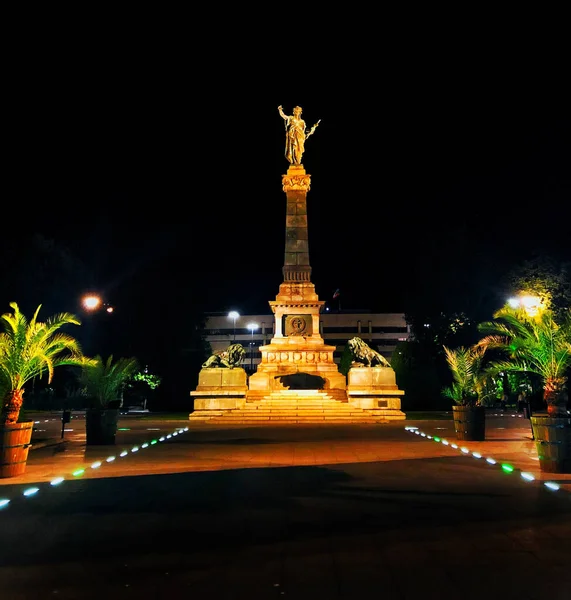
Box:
477, 305, 571, 406
79, 355, 140, 408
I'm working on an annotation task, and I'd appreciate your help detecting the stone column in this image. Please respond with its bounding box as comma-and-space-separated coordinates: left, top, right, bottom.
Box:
282, 164, 311, 283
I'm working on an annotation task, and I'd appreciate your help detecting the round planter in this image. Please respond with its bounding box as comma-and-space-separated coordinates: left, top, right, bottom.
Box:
530, 414, 571, 473
0, 421, 34, 478
452, 405, 486, 441
86, 408, 120, 445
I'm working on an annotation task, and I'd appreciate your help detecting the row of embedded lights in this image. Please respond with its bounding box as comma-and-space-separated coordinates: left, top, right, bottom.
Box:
404, 426, 567, 495
0, 426, 190, 510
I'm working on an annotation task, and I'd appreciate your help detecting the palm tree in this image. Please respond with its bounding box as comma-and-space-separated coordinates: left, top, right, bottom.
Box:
79, 355, 139, 409
477, 306, 571, 416
441, 344, 487, 407
0, 302, 87, 424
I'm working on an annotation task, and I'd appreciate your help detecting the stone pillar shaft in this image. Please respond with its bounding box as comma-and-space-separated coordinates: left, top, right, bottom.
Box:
282, 165, 311, 283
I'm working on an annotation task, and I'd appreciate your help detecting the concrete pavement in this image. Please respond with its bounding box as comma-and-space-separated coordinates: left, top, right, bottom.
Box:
0, 411, 570, 599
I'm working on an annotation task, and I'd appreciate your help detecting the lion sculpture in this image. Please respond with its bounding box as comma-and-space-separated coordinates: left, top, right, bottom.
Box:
202, 343, 246, 369
347, 337, 391, 368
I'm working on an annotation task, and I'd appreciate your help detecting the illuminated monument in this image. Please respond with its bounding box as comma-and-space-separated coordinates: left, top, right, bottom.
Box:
247, 105, 345, 395
190, 105, 405, 423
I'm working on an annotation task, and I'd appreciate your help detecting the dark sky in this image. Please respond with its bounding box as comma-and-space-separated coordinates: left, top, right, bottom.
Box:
5, 62, 570, 324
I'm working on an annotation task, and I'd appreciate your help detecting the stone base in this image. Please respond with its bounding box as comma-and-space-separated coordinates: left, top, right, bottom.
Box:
190, 368, 248, 419
346, 366, 406, 420
249, 368, 346, 393
191, 396, 246, 411
193, 367, 248, 392
347, 366, 400, 390
347, 395, 405, 421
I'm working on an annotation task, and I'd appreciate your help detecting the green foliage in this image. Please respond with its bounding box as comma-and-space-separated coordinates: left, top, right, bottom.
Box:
477, 305, 571, 409
405, 311, 477, 350
79, 355, 139, 409
338, 344, 353, 376
441, 345, 486, 407
390, 341, 448, 410
0, 302, 85, 391
504, 255, 571, 323
0, 302, 87, 422
133, 370, 162, 390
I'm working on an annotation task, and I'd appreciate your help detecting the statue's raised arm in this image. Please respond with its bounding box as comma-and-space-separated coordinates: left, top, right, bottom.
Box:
278, 104, 320, 166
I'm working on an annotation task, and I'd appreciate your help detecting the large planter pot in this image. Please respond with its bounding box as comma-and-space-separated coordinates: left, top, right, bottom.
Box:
86, 409, 120, 445
530, 414, 571, 473
0, 421, 34, 478
452, 405, 486, 441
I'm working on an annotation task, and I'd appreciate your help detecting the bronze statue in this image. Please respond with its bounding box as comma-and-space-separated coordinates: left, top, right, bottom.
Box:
278, 105, 320, 165
347, 337, 391, 368
202, 344, 246, 369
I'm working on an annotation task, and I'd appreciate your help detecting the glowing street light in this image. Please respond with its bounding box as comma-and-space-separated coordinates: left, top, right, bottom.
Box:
82, 294, 102, 311
247, 322, 258, 372
81, 294, 114, 314
228, 311, 240, 341
507, 294, 544, 317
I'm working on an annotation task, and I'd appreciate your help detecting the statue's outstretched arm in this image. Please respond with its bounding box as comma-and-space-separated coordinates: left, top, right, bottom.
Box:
306, 119, 321, 138
278, 105, 288, 121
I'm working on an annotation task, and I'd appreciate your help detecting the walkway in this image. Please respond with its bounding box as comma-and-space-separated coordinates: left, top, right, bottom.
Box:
0, 412, 570, 599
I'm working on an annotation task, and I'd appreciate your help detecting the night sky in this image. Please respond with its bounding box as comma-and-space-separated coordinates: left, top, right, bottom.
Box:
4, 66, 570, 334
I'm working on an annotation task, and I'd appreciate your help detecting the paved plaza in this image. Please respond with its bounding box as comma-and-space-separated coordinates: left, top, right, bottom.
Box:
1, 411, 570, 599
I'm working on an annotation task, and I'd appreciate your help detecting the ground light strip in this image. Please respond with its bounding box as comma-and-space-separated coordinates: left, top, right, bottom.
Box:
0, 426, 190, 510
404, 426, 570, 499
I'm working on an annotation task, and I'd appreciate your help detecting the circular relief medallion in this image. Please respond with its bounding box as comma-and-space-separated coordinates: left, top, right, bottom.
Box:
291, 318, 306, 334
307, 352, 315, 362
268, 352, 276, 362
281, 352, 289, 361
294, 352, 302, 362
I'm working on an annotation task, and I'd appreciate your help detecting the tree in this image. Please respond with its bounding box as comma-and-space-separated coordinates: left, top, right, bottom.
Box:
477, 305, 571, 415
338, 344, 353, 376
503, 254, 571, 322
390, 341, 448, 410
79, 355, 140, 409
0, 302, 87, 424
441, 344, 493, 407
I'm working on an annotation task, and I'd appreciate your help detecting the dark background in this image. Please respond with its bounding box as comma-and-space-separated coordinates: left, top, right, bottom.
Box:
2, 44, 570, 407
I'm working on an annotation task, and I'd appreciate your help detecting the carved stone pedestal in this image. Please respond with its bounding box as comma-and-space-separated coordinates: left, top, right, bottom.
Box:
189, 368, 248, 419
346, 367, 406, 421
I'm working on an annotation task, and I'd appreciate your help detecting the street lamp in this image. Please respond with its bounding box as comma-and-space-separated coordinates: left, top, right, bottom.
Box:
81, 293, 114, 314
507, 294, 544, 317
228, 311, 240, 341
82, 294, 102, 311
80, 293, 115, 356
247, 322, 258, 372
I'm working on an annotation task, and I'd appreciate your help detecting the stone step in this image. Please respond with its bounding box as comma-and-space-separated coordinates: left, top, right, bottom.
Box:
250, 396, 344, 402
208, 417, 386, 425
206, 413, 377, 422
243, 403, 346, 408
241, 410, 361, 415
261, 400, 346, 404
242, 404, 362, 410
267, 390, 323, 395
219, 410, 368, 416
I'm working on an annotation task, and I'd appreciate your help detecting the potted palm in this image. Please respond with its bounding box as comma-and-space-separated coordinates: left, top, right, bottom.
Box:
79, 355, 139, 445
477, 305, 571, 472
0, 302, 87, 477
442, 344, 489, 440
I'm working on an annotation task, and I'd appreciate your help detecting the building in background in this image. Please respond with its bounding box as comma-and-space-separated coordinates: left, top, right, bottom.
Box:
203, 310, 410, 373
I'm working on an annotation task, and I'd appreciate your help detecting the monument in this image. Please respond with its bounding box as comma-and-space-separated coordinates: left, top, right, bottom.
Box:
190, 106, 405, 423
